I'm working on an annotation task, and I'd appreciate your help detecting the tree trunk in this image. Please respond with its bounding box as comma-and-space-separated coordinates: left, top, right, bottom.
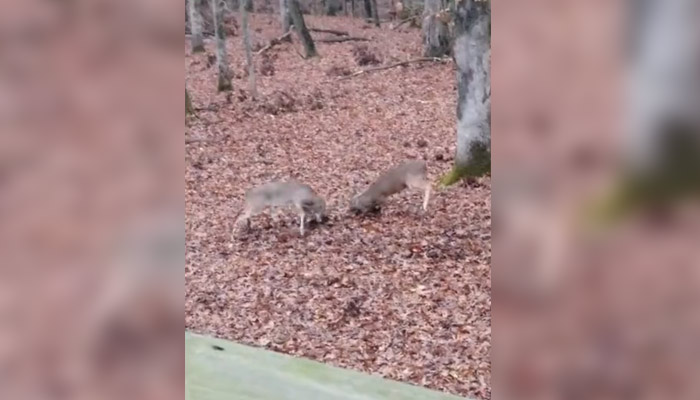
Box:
421, 0, 449, 57
325, 0, 342, 15
241, 0, 257, 98
244, 0, 254, 11
288, 0, 318, 58
189, 0, 206, 52
280, 0, 293, 36
370, 0, 380, 26
186, 88, 195, 116
441, 0, 490, 185
591, 0, 700, 223
363, 0, 372, 19
212, 0, 233, 91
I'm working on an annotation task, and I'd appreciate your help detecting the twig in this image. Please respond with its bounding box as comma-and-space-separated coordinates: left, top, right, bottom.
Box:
391, 16, 417, 30
317, 36, 369, 43
185, 137, 216, 144
309, 28, 349, 36
255, 31, 293, 55
339, 57, 448, 80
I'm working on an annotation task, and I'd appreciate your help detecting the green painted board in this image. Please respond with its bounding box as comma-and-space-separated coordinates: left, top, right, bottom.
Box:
186, 331, 471, 400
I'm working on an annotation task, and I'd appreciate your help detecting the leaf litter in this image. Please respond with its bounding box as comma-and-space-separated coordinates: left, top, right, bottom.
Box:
186, 13, 491, 400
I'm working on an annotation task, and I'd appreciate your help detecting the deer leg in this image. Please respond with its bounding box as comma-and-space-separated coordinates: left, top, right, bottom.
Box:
235, 209, 252, 231
299, 212, 306, 235
422, 184, 431, 211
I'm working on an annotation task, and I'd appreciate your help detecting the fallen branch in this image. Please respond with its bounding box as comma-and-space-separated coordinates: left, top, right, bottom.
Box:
317, 36, 369, 43
339, 57, 448, 80
255, 31, 293, 55
391, 16, 417, 30
185, 137, 216, 144
309, 28, 349, 36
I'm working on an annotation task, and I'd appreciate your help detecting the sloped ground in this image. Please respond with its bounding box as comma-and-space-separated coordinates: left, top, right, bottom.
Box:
185, 14, 491, 399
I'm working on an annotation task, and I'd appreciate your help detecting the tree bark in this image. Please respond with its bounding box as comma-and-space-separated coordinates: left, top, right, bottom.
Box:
370, 0, 380, 26
421, 0, 450, 57
186, 88, 195, 116
212, 0, 233, 91
241, 0, 257, 98
442, 0, 490, 185
591, 0, 700, 223
280, 0, 293, 37
363, 0, 372, 19
325, 0, 342, 15
189, 0, 206, 52
288, 0, 318, 58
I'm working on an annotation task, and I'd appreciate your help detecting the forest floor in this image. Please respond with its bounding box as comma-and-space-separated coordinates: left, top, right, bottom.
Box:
185, 13, 491, 400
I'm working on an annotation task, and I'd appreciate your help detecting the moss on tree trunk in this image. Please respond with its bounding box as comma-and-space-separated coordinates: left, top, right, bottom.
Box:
440, 141, 490, 186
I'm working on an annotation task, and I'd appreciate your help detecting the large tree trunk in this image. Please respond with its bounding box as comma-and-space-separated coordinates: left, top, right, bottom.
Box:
288, 0, 318, 58
421, 0, 450, 57
212, 0, 233, 91
189, 0, 206, 52
442, 0, 491, 185
280, 0, 293, 36
592, 0, 700, 222
241, 0, 257, 98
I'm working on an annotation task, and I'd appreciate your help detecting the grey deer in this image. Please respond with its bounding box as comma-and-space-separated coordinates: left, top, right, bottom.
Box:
349, 160, 431, 214
235, 181, 326, 236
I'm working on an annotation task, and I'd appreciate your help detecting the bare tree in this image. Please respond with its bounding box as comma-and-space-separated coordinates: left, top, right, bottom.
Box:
370, 0, 380, 26
280, 0, 293, 36
186, 88, 195, 116
441, 0, 490, 185
288, 0, 318, 58
189, 0, 206, 52
212, 0, 233, 91
591, 0, 700, 222
363, 0, 372, 19
325, 0, 342, 15
241, 0, 257, 98
421, 0, 449, 57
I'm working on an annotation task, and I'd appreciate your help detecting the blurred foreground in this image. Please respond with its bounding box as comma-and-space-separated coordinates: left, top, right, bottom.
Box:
494, 0, 700, 399
0, 1, 182, 399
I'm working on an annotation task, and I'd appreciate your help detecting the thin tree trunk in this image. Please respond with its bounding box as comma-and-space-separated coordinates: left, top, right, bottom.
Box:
241, 0, 257, 98
325, 0, 341, 15
186, 88, 195, 116
370, 0, 380, 26
212, 0, 233, 91
441, 0, 490, 185
244, 0, 254, 12
288, 0, 318, 58
280, 0, 292, 37
189, 0, 206, 52
421, 0, 449, 57
363, 0, 372, 19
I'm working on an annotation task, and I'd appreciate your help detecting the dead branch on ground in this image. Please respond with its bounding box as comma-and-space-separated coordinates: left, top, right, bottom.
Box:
309, 28, 349, 36
391, 16, 418, 30
185, 137, 216, 144
256, 31, 293, 55
339, 57, 448, 80
317, 36, 369, 43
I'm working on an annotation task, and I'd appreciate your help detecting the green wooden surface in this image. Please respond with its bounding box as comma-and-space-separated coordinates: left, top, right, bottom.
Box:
185, 331, 471, 400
